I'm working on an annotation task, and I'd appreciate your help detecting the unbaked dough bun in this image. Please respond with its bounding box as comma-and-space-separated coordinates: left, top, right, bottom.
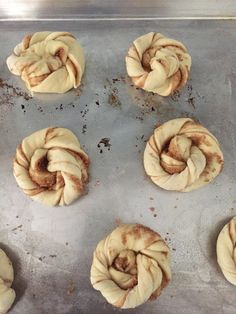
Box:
126, 32, 191, 96
216, 217, 236, 285
0, 248, 16, 314
90, 223, 171, 309
7, 31, 85, 93
13, 127, 89, 206
144, 118, 224, 192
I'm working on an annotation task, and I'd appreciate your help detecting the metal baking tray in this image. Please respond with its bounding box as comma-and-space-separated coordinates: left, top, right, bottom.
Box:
0, 19, 236, 314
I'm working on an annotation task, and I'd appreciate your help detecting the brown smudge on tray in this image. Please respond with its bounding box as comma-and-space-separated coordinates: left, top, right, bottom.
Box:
0, 78, 32, 120
142, 94, 159, 111
55, 104, 63, 111
107, 75, 179, 122
188, 97, 195, 108
55, 102, 76, 111
111, 76, 126, 84
135, 116, 144, 121
81, 108, 89, 118
0, 78, 32, 101
187, 84, 196, 109
38, 256, 46, 262
82, 124, 87, 134
149, 207, 157, 218
97, 138, 111, 152
37, 106, 44, 113
104, 78, 123, 107
21, 104, 26, 113
170, 90, 181, 102
135, 135, 147, 149
129, 82, 166, 114
112, 78, 120, 84
67, 282, 76, 295
76, 81, 84, 96
108, 92, 121, 107
164, 233, 172, 247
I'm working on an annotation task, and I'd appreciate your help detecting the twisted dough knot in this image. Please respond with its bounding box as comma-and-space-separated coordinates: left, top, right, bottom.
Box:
0, 249, 16, 314
144, 118, 224, 192
90, 224, 171, 309
126, 32, 191, 96
217, 217, 236, 285
13, 127, 89, 206
6, 31, 85, 93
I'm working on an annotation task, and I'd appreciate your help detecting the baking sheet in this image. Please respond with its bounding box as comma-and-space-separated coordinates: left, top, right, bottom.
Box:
1, 0, 236, 19
0, 19, 236, 314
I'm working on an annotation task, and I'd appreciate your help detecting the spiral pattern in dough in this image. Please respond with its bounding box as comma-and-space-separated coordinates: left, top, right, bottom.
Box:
13, 127, 89, 206
216, 217, 236, 285
126, 32, 191, 96
90, 224, 171, 309
7, 31, 85, 93
144, 118, 224, 192
0, 249, 16, 314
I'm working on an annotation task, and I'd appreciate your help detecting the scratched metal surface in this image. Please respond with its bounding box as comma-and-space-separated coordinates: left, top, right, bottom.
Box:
1, 0, 236, 19
0, 20, 236, 314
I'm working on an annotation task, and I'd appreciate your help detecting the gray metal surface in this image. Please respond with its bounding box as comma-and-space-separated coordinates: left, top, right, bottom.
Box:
0, 0, 236, 19
0, 19, 236, 314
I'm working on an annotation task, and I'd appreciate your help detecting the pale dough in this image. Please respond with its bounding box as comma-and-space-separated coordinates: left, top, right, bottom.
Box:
126, 32, 191, 96
13, 127, 89, 206
144, 118, 224, 192
0, 249, 16, 314
7, 32, 85, 93
216, 217, 236, 285
90, 224, 171, 309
